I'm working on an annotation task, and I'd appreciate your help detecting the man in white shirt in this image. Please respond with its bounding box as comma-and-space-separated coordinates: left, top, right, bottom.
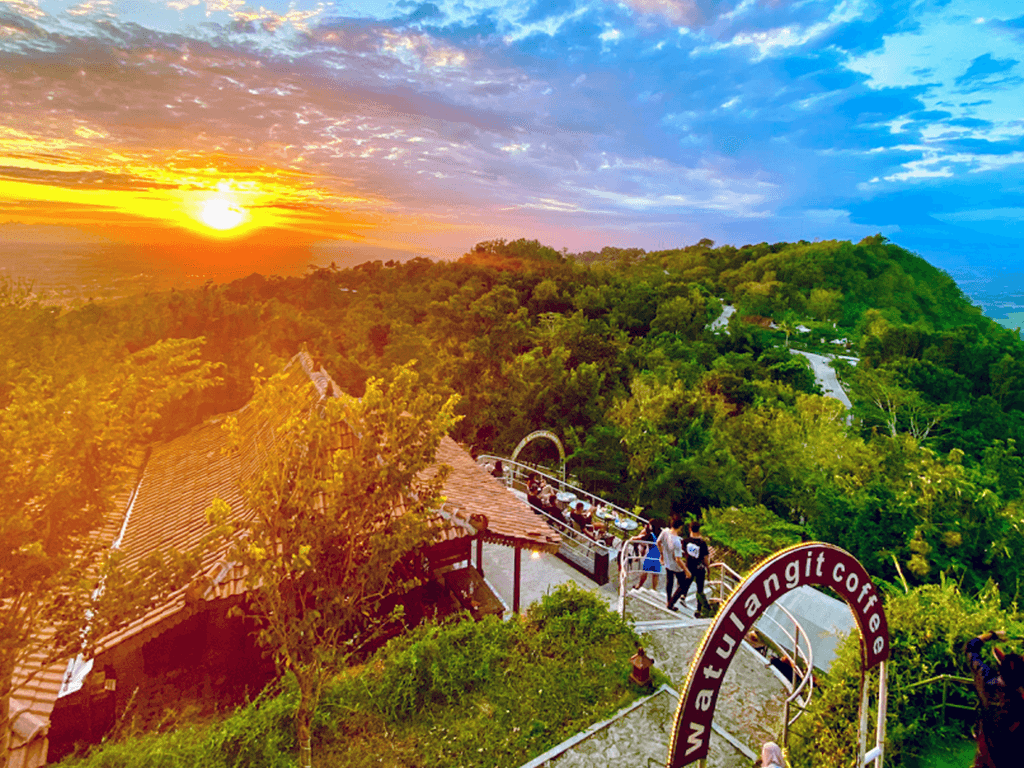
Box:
657, 517, 686, 611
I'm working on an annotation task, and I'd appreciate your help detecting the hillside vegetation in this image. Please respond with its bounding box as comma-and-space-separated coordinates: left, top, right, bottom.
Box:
5, 234, 1024, 766
58, 586, 648, 768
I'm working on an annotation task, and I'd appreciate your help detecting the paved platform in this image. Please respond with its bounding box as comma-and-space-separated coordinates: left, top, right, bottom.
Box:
478, 477, 792, 768
479, 541, 619, 614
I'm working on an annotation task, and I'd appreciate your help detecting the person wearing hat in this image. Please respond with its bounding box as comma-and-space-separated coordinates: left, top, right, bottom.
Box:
965, 628, 1024, 767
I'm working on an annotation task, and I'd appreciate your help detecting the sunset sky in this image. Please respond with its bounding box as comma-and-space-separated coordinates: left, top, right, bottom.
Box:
1, 0, 1022, 283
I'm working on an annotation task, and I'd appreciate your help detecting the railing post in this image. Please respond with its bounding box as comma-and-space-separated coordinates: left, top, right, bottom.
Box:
594, 547, 609, 586
941, 676, 947, 725
782, 699, 790, 747
875, 661, 888, 768
857, 663, 870, 766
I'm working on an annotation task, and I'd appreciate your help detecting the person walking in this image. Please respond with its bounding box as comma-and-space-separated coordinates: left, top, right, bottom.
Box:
657, 517, 685, 612
965, 628, 1024, 767
667, 520, 710, 615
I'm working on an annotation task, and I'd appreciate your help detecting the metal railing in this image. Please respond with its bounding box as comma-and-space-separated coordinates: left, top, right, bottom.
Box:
476, 454, 644, 530
478, 455, 630, 584
705, 561, 815, 743
906, 674, 974, 724
617, 552, 815, 751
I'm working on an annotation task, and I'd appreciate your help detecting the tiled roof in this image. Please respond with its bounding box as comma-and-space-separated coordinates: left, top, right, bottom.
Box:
431, 436, 561, 554
115, 352, 329, 574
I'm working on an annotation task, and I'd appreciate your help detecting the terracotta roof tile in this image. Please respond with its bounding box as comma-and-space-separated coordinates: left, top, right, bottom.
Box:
432, 437, 560, 554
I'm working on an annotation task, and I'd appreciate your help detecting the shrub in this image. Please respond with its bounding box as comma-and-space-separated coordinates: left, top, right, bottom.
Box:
789, 580, 1024, 767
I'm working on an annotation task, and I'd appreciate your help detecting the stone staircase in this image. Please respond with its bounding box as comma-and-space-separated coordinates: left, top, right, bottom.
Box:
518, 586, 792, 767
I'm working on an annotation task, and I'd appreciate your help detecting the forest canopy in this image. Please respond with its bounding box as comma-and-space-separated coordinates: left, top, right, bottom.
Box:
4, 234, 1023, 606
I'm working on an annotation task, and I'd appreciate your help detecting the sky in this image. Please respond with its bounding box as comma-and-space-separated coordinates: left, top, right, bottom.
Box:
0, 0, 1022, 297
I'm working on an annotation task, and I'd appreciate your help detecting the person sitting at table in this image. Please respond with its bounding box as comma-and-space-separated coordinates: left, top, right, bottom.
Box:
539, 483, 559, 515
570, 501, 591, 532
491, 459, 504, 479
526, 473, 542, 509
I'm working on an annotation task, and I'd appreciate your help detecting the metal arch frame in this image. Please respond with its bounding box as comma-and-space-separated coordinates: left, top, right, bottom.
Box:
666, 543, 891, 768
510, 430, 566, 482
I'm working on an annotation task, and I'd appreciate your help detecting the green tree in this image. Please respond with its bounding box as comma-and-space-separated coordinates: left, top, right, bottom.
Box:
807, 287, 843, 323
777, 316, 797, 348
1, 338, 220, 760
212, 363, 458, 768
849, 366, 953, 441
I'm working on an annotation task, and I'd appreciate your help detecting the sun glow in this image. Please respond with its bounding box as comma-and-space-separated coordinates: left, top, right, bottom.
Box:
199, 197, 247, 230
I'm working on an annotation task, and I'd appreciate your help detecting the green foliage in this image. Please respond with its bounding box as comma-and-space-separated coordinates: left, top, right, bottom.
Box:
61, 585, 645, 768
1, 335, 221, 724
366, 617, 512, 721
215, 362, 460, 767
790, 581, 1024, 768
702, 505, 803, 569
10, 234, 1024, 762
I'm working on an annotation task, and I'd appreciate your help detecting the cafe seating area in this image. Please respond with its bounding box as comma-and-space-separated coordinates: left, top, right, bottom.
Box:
476, 454, 646, 586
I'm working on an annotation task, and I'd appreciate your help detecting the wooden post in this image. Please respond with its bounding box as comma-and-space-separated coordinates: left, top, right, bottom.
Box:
476, 534, 484, 577
513, 546, 522, 614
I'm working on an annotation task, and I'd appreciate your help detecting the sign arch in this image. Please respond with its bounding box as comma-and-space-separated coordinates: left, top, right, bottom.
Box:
667, 542, 890, 767
510, 430, 566, 480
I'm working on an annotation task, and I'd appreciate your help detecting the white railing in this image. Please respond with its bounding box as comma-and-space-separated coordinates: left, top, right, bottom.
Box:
476, 454, 644, 529
707, 561, 814, 742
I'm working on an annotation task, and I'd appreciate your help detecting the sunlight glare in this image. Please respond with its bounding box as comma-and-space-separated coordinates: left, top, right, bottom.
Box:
199, 197, 247, 231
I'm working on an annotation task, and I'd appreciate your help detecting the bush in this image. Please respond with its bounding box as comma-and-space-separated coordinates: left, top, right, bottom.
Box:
702, 504, 803, 570
789, 580, 1024, 767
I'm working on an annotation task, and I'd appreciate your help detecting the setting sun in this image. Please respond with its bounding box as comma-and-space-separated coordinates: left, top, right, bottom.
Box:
199, 198, 247, 231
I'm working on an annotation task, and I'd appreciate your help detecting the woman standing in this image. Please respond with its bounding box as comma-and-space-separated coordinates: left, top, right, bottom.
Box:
632, 519, 663, 591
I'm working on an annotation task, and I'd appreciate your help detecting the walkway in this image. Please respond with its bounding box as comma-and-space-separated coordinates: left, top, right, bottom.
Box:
710, 301, 858, 413
476, 503, 791, 768
479, 541, 618, 613
790, 348, 857, 411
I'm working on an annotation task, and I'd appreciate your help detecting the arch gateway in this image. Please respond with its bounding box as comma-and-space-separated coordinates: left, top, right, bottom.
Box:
667, 543, 890, 768
510, 430, 566, 480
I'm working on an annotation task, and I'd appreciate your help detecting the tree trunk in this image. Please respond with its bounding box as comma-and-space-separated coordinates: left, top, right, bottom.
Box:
296, 681, 315, 768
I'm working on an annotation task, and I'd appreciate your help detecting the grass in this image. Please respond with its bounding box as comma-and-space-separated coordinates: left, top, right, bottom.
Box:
60, 583, 658, 768
913, 737, 975, 768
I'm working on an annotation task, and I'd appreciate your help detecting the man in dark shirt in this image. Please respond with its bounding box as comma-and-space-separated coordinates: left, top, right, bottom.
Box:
667, 520, 710, 614
965, 629, 1024, 767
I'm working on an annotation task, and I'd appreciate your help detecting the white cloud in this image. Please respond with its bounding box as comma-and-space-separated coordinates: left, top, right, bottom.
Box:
693, 0, 869, 61
66, 0, 113, 17
614, 0, 700, 27
380, 32, 468, 69
843, 0, 1024, 142
881, 149, 1024, 182
1, 0, 45, 19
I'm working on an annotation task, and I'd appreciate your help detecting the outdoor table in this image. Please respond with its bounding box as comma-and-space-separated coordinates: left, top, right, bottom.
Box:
614, 518, 639, 532
555, 491, 577, 504
594, 508, 615, 521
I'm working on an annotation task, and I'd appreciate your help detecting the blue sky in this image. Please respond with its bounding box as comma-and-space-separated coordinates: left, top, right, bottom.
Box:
0, 0, 1021, 296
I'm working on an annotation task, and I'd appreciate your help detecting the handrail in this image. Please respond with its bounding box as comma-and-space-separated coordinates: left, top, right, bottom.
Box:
511, 486, 620, 558
906, 674, 975, 725
477, 454, 644, 528
706, 561, 815, 738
